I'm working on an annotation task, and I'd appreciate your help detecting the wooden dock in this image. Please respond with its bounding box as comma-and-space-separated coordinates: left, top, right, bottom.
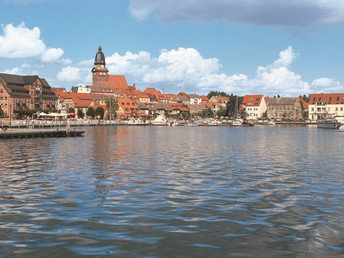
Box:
0, 128, 85, 139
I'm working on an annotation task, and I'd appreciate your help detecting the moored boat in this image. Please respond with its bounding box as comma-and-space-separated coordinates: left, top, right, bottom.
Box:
317, 116, 344, 129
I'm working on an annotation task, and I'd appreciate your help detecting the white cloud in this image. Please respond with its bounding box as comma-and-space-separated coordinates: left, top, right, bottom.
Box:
129, 0, 344, 27
57, 65, 91, 84
40, 47, 64, 63
0, 22, 68, 63
57, 46, 343, 95
311, 78, 343, 92
1, 63, 37, 75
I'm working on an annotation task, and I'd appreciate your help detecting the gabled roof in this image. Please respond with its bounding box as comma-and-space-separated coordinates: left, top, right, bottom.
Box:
169, 103, 189, 112
101, 75, 129, 90
309, 93, 344, 105
201, 95, 209, 102
242, 95, 264, 106
0, 73, 38, 85
52, 87, 67, 93
117, 97, 141, 115
268, 97, 300, 105
299, 98, 309, 109
265, 97, 270, 104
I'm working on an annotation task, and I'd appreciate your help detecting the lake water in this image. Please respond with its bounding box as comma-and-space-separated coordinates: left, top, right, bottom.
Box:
0, 126, 344, 257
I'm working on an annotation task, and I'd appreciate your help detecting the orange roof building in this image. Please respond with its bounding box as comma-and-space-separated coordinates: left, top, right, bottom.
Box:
308, 93, 344, 120
242, 95, 267, 119
116, 97, 141, 118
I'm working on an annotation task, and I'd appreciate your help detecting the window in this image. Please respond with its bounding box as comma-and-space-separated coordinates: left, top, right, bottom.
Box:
125, 108, 129, 111
341, 107, 343, 111
122, 102, 125, 105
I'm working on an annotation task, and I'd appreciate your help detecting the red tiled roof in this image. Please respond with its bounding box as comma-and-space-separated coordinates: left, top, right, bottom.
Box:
309, 93, 344, 105
216, 96, 229, 102
101, 75, 129, 91
51, 87, 66, 93
117, 97, 141, 115
299, 98, 309, 109
242, 95, 264, 106
202, 101, 219, 109
201, 95, 209, 102
169, 103, 189, 112
265, 97, 270, 104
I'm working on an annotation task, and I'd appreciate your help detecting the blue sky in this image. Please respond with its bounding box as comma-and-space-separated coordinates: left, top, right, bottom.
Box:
1, 0, 344, 96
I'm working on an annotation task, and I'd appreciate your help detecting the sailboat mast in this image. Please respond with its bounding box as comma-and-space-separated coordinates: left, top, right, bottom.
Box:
233, 95, 238, 121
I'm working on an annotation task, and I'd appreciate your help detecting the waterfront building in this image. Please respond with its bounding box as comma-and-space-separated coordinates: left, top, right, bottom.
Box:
308, 93, 344, 120
188, 94, 202, 105
136, 93, 151, 103
177, 92, 191, 105
267, 97, 302, 120
164, 94, 178, 103
143, 88, 167, 103
0, 73, 57, 118
169, 103, 189, 116
242, 95, 267, 119
116, 97, 141, 118
209, 95, 229, 108
187, 104, 204, 115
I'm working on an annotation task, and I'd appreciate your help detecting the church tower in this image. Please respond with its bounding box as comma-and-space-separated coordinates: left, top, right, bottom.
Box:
92, 46, 109, 87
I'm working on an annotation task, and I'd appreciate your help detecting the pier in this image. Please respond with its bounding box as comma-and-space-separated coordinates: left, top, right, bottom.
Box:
0, 128, 85, 139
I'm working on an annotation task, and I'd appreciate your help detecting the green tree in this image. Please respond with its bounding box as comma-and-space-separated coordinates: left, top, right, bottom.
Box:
106, 98, 119, 119
299, 94, 310, 102
216, 108, 227, 117
95, 106, 104, 119
207, 91, 229, 100
86, 107, 95, 118
226, 94, 243, 118
77, 109, 85, 119
199, 107, 214, 118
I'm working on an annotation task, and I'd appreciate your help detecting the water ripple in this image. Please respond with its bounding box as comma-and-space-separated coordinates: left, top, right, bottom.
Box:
0, 126, 344, 256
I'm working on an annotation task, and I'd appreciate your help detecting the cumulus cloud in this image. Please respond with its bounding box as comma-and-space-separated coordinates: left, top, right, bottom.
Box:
0, 22, 68, 63
57, 46, 343, 95
311, 78, 343, 92
57, 65, 91, 84
129, 0, 344, 27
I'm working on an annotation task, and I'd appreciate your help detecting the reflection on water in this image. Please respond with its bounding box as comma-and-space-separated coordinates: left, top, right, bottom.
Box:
0, 126, 344, 256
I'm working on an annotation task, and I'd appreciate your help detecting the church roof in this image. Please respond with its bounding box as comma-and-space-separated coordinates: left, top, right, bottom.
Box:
101, 75, 129, 91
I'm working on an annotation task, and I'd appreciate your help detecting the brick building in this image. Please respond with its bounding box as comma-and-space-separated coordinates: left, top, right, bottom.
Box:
0, 73, 57, 118
267, 97, 302, 120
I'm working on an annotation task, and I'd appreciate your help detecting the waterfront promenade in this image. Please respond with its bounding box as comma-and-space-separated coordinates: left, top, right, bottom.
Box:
0, 118, 317, 129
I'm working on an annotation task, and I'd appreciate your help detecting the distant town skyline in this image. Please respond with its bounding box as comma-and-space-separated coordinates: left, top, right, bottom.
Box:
1, 0, 344, 96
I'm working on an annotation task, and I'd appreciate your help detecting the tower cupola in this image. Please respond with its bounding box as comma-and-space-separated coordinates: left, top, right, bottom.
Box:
94, 46, 106, 66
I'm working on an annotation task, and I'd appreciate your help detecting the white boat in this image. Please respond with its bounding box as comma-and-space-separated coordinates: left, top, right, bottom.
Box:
151, 115, 168, 125
268, 121, 276, 125
317, 116, 344, 129
232, 120, 243, 126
